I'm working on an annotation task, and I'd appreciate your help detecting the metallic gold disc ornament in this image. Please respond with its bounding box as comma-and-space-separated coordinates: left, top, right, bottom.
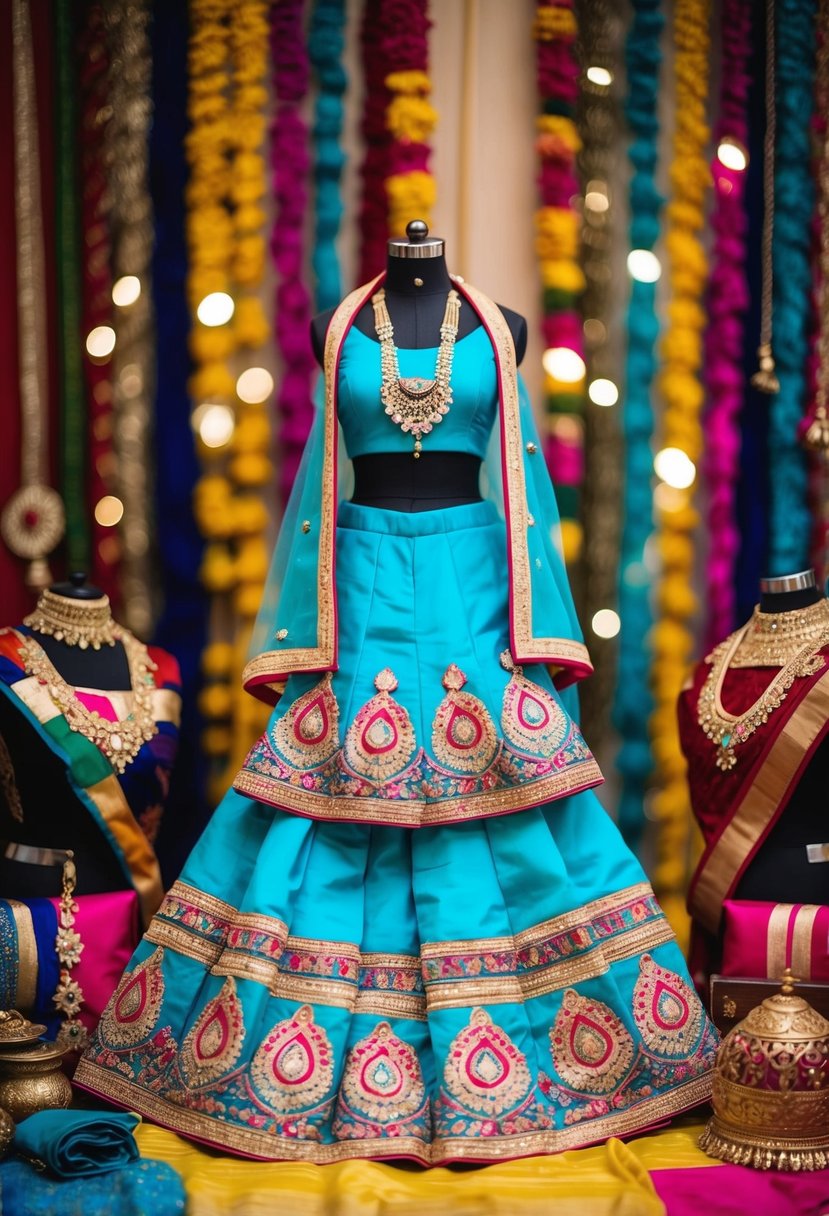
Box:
699, 971, 829, 1170
0, 485, 65, 591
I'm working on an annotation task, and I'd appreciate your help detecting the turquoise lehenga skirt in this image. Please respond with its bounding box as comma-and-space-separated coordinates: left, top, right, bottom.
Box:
76, 501, 717, 1164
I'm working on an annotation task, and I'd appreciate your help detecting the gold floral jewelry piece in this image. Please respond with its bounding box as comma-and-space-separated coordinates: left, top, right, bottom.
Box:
726, 598, 829, 668
698, 622, 829, 771
372, 287, 461, 458
24, 588, 118, 650
19, 629, 158, 774
53, 852, 87, 1052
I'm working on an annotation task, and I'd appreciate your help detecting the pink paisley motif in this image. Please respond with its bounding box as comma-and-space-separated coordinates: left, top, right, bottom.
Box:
180, 977, 246, 1086
343, 670, 416, 781
272, 674, 340, 766
443, 1008, 532, 1116
99, 946, 165, 1048
431, 666, 499, 775
549, 989, 635, 1094
359, 707, 400, 755
500, 658, 570, 755
334, 1022, 428, 1137
633, 954, 703, 1057
516, 688, 551, 731
250, 1004, 334, 1112
293, 695, 331, 746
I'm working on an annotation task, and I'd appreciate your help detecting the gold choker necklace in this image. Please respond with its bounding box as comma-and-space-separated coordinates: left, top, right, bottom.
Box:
698, 604, 829, 771
24, 588, 118, 650
727, 599, 829, 668
19, 630, 158, 773
372, 288, 461, 458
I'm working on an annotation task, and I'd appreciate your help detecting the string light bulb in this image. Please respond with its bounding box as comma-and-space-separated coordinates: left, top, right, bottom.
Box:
716, 137, 748, 172
542, 347, 586, 383
592, 608, 621, 638
588, 378, 619, 407
654, 446, 696, 489
111, 275, 141, 307
586, 65, 613, 87
191, 402, 235, 449
94, 495, 124, 527
627, 249, 662, 283
236, 367, 274, 404
86, 326, 116, 359
197, 292, 235, 327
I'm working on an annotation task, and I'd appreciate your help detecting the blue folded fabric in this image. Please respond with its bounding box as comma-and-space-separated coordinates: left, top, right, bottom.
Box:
0, 1158, 186, 1216
13, 1109, 141, 1177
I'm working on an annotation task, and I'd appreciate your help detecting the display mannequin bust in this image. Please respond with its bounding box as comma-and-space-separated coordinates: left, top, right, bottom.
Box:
681, 569, 829, 984
310, 220, 528, 512
0, 574, 180, 914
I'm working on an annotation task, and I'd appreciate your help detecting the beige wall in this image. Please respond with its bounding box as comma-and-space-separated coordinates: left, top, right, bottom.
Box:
337, 0, 542, 403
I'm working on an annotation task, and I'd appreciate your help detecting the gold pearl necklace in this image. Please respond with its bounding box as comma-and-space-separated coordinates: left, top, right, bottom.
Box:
697, 620, 829, 771
19, 629, 158, 774
372, 288, 461, 458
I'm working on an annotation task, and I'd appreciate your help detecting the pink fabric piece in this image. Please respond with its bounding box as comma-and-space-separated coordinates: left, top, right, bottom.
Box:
74, 690, 118, 721
48, 889, 140, 1033
651, 1163, 829, 1215
721, 900, 829, 983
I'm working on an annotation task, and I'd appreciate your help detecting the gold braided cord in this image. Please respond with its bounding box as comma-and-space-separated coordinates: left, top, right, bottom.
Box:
104, 0, 156, 638
1, 0, 65, 588
650, 0, 712, 948
12, 0, 48, 489
573, 0, 624, 755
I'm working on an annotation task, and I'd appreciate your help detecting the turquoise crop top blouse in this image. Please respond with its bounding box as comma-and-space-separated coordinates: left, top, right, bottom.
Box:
337, 324, 498, 460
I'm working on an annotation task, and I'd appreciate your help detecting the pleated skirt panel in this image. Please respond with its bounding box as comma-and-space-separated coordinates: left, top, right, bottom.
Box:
75, 784, 717, 1164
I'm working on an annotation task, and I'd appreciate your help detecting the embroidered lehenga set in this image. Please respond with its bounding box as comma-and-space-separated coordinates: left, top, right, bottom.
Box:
75, 280, 717, 1165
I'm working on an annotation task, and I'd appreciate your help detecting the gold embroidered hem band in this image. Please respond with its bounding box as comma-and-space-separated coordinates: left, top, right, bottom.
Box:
232, 758, 603, 828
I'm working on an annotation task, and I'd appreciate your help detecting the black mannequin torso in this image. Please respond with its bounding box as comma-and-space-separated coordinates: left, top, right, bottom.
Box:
310, 251, 528, 365
0, 574, 133, 897
734, 581, 829, 903
310, 238, 527, 512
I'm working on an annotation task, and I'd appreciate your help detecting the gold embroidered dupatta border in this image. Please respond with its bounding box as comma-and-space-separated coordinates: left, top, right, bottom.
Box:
688, 667, 829, 934
243, 277, 590, 698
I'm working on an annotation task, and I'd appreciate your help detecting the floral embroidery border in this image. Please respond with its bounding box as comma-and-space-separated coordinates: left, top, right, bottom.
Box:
143, 881, 671, 1014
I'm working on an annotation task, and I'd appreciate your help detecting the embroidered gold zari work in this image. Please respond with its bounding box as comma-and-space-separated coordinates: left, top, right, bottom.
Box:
373, 287, 461, 458
697, 617, 829, 770
726, 598, 829, 667
24, 588, 119, 649
690, 668, 829, 933
18, 628, 159, 773
73, 1057, 714, 1164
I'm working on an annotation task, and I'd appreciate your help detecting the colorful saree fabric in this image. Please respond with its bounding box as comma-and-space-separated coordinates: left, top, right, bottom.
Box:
0, 628, 181, 924
75, 282, 716, 1164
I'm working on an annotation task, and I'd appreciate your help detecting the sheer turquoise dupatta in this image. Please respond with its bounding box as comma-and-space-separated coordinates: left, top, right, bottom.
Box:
244, 277, 592, 706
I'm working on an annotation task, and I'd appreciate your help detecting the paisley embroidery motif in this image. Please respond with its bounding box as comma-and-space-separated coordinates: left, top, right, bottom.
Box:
500, 651, 570, 755
549, 988, 635, 1094
431, 664, 499, 774
98, 947, 166, 1048
343, 669, 416, 782
633, 954, 704, 1057
271, 673, 340, 767
250, 1004, 334, 1112
443, 1007, 532, 1116
179, 977, 245, 1087
336, 1022, 427, 1129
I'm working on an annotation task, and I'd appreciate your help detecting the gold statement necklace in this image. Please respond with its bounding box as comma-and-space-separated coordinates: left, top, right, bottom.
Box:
19, 593, 158, 773
697, 601, 829, 771
372, 288, 461, 458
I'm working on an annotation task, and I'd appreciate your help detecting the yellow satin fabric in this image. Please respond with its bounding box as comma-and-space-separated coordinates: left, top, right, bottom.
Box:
135, 1118, 718, 1216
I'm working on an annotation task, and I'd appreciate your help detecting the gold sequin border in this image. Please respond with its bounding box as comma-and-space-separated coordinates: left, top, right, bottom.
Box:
233, 756, 604, 827
73, 1060, 713, 1165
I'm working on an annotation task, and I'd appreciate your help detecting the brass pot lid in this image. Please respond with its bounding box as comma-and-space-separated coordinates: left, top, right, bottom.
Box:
0, 1011, 47, 1046
0, 1040, 67, 1065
